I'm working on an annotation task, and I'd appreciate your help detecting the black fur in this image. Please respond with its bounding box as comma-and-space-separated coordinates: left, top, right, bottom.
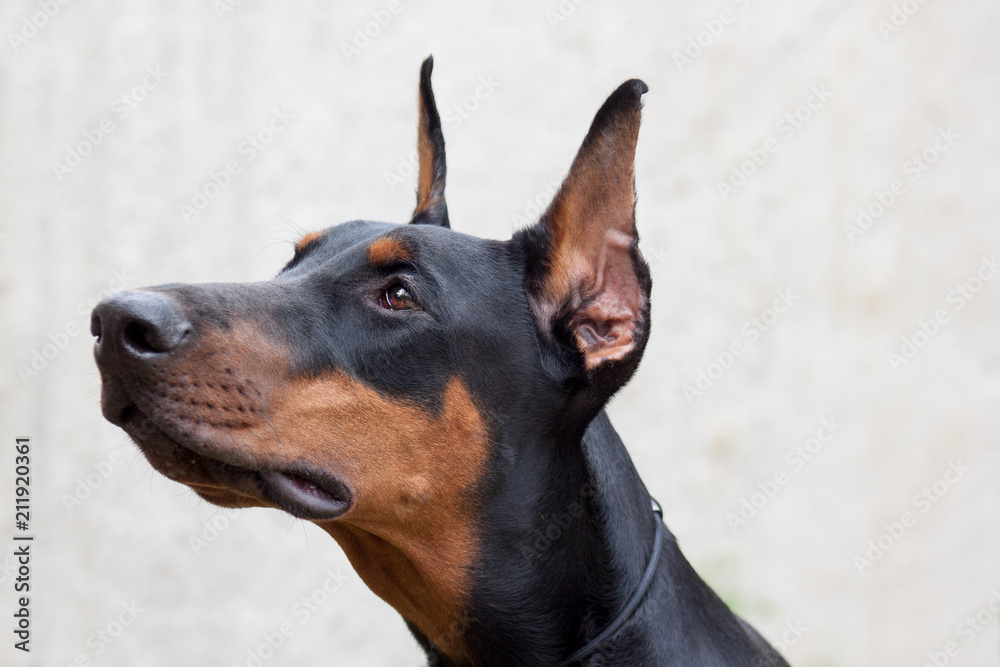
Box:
91, 59, 790, 666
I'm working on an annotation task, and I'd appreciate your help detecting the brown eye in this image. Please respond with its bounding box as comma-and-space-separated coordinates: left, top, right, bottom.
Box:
380, 284, 418, 310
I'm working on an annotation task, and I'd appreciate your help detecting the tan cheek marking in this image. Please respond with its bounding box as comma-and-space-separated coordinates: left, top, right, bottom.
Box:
127, 320, 297, 507
265, 374, 487, 659
367, 236, 412, 266
150, 324, 485, 658
136, 320, 290, 458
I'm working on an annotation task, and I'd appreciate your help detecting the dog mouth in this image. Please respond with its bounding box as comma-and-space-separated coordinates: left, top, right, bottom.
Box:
116, 400, 352, 521
258, 469, 351, 521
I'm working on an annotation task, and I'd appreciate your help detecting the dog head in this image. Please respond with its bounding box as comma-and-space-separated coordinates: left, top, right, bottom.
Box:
92, 57, 649, 657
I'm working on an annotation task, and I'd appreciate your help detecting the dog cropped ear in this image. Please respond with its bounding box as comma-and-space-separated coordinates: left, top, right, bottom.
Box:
518, 79, 651, 377
410, 56, 450, 228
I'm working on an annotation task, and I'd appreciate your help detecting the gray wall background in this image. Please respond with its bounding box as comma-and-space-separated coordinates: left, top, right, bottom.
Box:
1, 1, 998, 665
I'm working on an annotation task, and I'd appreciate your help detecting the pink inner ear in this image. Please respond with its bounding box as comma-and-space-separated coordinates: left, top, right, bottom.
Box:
572, 230, 645, 370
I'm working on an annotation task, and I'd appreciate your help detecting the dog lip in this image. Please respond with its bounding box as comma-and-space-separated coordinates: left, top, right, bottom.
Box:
259, 469, 352, 520
119, 402, 157, 435
119, 403, 140, 426
108, 394, 351, 520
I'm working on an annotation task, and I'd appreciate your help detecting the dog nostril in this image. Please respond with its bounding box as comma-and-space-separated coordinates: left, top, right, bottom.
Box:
121, 317, 191, 355
92, 291, 192, 360
123, 321, 161, 354
90, 311, 103, 343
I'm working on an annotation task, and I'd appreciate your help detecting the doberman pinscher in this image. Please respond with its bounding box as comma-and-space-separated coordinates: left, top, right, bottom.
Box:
91, 57, 790, 666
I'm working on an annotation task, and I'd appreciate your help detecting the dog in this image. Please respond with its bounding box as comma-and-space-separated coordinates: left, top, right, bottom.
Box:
91, 57, 790, 666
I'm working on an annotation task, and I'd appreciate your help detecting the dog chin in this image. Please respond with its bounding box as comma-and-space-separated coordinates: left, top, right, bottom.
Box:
186, 484, 262, 509
117, 404, 266, 505
118, 404, 351, 521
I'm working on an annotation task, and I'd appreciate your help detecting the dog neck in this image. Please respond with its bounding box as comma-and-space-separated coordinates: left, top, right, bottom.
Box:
455, 410, 663, 666
314, 409, 662, 666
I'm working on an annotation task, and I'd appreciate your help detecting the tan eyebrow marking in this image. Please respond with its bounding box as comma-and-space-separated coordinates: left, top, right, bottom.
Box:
295, 231, 323, 254
367, 236, 413, 266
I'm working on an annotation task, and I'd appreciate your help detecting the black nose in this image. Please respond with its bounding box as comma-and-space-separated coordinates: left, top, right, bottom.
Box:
92, 291, 192, 362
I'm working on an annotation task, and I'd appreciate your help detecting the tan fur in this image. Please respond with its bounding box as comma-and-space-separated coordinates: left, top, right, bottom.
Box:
273, 374, 486, 658
416, 116, 438, 215
295, 230, 322, 253
367, 236, 413, 266
540, 106, 645, 369
137, 327, 487, 659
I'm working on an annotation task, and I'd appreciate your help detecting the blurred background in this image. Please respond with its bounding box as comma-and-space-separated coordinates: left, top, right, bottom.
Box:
1, 1, 998, 665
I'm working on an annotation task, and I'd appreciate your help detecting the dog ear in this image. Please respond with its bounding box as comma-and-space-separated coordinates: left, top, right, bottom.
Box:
517, 79, 650, 380
410, 56, 450, 228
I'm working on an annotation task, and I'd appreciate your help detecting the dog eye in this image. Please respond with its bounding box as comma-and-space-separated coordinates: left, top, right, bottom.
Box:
380, 284, 419, 311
